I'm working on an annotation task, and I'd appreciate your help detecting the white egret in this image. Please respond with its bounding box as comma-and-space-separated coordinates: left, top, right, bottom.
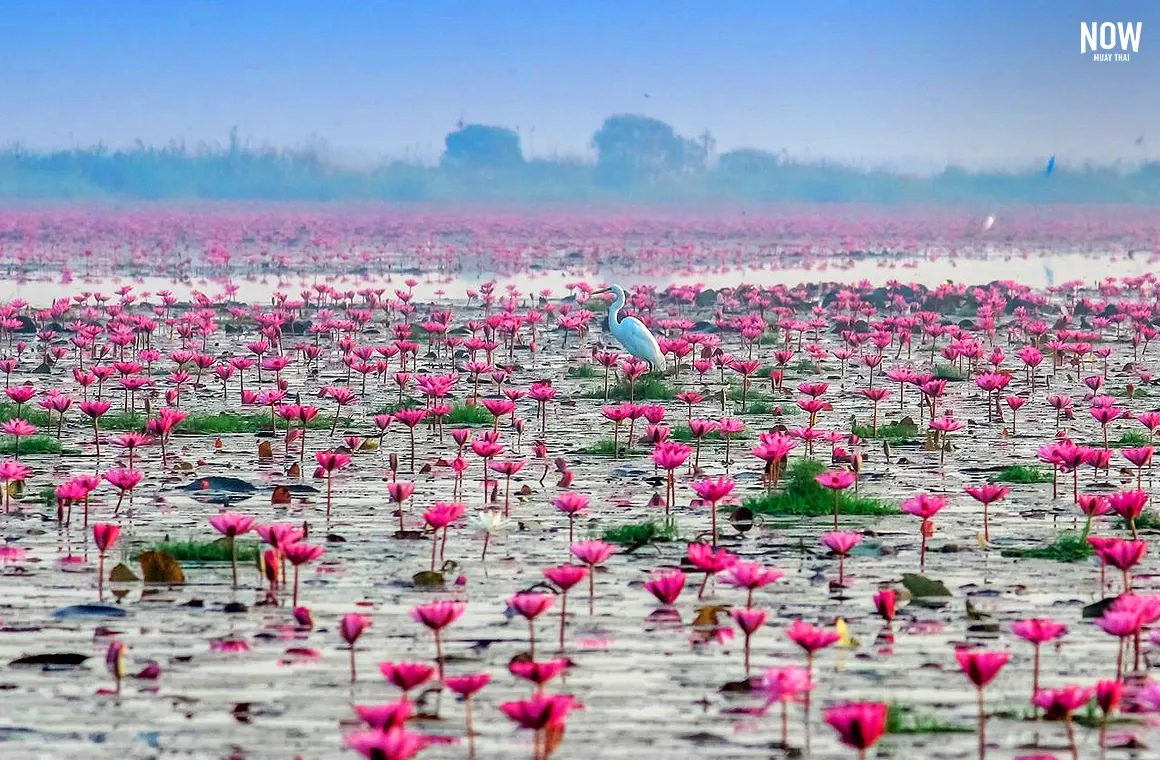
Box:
590, 284, 667, 372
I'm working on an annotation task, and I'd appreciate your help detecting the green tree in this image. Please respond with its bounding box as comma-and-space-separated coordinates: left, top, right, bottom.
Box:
592, 114, 689, 186
441, 124, 523, 169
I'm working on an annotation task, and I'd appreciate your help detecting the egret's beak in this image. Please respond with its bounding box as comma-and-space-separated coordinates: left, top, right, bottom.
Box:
590, 288, 611, 296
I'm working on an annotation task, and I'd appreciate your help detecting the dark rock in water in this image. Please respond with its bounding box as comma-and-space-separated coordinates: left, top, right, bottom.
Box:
51, 603, 127, 620
281, 483, 320, 494
9, 653, 89, 669
694, 289, 718, 308
290, 320, 312, 336
223, 602, 248, 614
179, 477, 257, 493
180, 598, 205, 608
14, 315, 35, 334
1083, 596, 1120, 619
31, 362, 53, 375
690, 320, 717, 333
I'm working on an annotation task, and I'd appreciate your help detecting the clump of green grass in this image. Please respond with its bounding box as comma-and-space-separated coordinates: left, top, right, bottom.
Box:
602, 519, 679, 546
586, 375, 675, 401
179, 413, 267, 434
584, 438, 631, 457
0, 403, 51, 427
566, 364, 600, 379
1083, 430, 1152, 448
668, 425, 751, 443
1001, 531, 1093, 562
0, 435, 63, 455
135, 539, 260, 563
1114, 430, 1151, 448
852, 419, 919, 442
444, 403, 493, 425
376, 398, 423, 415
99, 410, 340, 435
100, 412, 148, 431
791, 359, 815, 373
742, 458, 896, 517
1119, 510, 1160, 532
993, 465, 1054, 484
741, 399, 799, 417
886, 703, 974, 735
934, 363, 966, 381
729, 387, 774, 405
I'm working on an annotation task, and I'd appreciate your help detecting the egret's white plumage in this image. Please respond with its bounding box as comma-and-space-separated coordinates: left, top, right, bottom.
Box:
594, 284, 667, 372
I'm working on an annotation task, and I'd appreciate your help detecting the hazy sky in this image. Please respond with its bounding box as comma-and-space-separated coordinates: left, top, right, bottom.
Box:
3, 0, 1157, 169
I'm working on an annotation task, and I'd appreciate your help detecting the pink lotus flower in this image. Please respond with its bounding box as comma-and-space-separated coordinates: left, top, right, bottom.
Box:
352, 700, 411, 732
964, 483, 1009, 542
499, 693, 579, 731
379, 661, 435, 694
723, 561, 782, 608
824, 702, 888, 753
644, 568, 686, 605
691, 476, 734, 547
815, 468, 856, 529
732, 607, 768, 676
344, 728, 430, 760
820, 531, 861, 586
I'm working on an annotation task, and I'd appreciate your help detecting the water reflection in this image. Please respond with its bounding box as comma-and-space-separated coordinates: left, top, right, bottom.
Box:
2, 250, 1158, 305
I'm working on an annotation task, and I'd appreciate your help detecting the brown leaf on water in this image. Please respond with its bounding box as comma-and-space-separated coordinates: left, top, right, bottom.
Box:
7, 481, 23, 498
518, 484, 534, 497
965, 599, 990, 621
543, 723, 566, 758
692, 605, 728, 627
412, 571, 445, 588
257, 441, 273, 460
359, 438, 378, 452
138, 551, 185, 584
419, 463, 432, 474
214, 437, 223, 450
286, 463, 301, 478
271, 486, 292, 505
109, 562, 139, 584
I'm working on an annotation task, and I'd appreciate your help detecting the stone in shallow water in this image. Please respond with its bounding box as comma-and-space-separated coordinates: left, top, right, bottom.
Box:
50, 603, 127, 620
9, 653, 89, 669
178, 476, 257, 493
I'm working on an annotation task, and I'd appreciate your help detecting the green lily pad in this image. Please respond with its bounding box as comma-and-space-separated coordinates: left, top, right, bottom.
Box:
902, 573, 952, 598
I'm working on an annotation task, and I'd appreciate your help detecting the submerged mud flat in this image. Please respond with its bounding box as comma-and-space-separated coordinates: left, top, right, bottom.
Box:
0, 261, 1159, 759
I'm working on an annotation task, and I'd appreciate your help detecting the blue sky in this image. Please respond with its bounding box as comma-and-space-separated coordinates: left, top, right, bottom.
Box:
2, 0, 1157, 169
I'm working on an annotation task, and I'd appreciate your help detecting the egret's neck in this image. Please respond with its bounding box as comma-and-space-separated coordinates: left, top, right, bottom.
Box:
607, 288, 625, 323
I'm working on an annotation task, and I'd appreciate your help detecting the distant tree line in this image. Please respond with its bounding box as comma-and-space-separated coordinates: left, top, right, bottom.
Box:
1, 114, 1157, 203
